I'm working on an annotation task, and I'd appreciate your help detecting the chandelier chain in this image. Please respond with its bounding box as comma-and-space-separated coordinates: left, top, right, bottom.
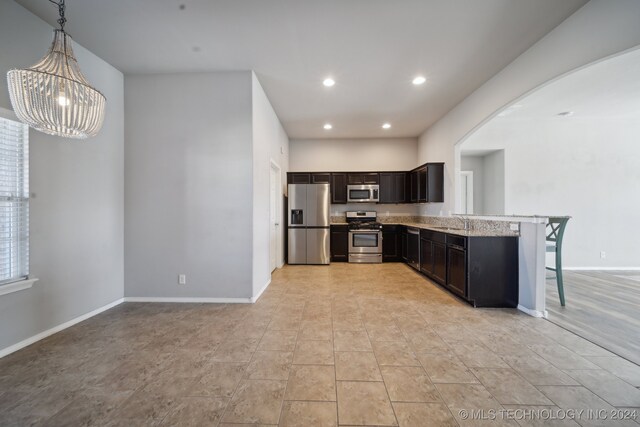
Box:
48, 0, 66, 31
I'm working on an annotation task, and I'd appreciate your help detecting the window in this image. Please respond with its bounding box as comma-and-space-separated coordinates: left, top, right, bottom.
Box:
0, 115, 29, 285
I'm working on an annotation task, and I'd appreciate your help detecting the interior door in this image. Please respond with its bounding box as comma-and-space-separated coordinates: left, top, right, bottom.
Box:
270, 167, 277, 271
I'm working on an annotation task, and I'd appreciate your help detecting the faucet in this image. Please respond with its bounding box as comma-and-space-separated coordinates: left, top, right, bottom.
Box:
455, 215, 470, 231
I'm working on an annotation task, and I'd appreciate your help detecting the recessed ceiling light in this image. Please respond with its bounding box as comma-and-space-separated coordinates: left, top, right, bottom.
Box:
412, 76, 426, 85
323, 78, 335, 87
557, 111, 574, 117
323, 123, 333, 130
382, 123, 391, 129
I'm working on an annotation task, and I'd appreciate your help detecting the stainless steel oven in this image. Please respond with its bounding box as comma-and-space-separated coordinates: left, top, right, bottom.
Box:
347, 184, 379, 203
348, 229, 383, 263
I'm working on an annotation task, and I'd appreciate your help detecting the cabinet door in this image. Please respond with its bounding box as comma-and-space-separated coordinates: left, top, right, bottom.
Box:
447, 247, 467, 297
311, 173, 331, 184
289, 173, 311, 184
330, 228, 349, 262
347, 173, 364, 185
432, 242, 446, 284
400, 230, 408, 261
426, 163, 444, 202
410, 171, 418, 202
407, 229, 420, 269
417, 167, 427, 202
331, 173, 347, 204
394, 173, 406, 203
420, 239, 434, 275
382, 228, 398, 262
379, 173, 394, 204
362, 173, 379, 184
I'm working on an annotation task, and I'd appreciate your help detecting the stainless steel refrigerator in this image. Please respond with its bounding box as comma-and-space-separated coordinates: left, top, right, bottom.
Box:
287, 183, 330, 265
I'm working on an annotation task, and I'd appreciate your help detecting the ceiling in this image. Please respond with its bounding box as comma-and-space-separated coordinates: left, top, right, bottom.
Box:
15, 0, 586, 139
462, 47, 640, 154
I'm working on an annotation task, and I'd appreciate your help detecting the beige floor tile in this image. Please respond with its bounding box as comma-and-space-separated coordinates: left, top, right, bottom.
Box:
380, 366, 440, 402
392, 402, 458, 427
299, 324, 333, 341
212, 338, 259, 363
336, 381, 398, 426
528, 344, 600, 370
372, 341, 420, 366
159, 396, 227, 426
436, 383, 518, 426
586, 356, 640, 387
564, 369, 640, 407
538, 386, 637, 427
37, 389, 133, 427
472, 368, 553, 405
189, 362, 247, 397
293, 340, 334, 365
280, 401, 337, 426
246, 351, 293, 380
449, 342, 509, 368
335, 351, 382, 381
112, 390, 176, 421
365, 323, 405, 342
333, 330, 373, 352
284, 364, 336, 401
332, 319, 366, 331
501, 355, 580, 386
417, 353, 479, 384
221, 379, 286, 425
258, 330, 298, 352
404, 330, 450, 353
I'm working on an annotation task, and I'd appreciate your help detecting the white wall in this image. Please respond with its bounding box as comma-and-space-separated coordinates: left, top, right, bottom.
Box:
251, 73, 289, 296
463, 117, 640, 268
0, 1, 124, 350
290, 138, 418, 172
417, 0, 640, 217
124, 72, 254, 299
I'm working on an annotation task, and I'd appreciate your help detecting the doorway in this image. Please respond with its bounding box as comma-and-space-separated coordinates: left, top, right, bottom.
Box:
460, 171, 474, 214
269, 160, 282, 272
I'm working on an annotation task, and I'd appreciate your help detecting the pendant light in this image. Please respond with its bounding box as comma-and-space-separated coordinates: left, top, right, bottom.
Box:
7, 0, 106, 139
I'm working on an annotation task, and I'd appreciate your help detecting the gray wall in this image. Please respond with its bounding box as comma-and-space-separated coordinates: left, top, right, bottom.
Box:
482, 150, 505, 215
124, 72, 254, 299
460, 156, 485, 215
0, 1, 124, 350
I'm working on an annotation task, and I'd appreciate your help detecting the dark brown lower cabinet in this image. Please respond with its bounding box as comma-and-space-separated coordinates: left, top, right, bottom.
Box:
330, 225, 348, 262
382, 225, 399, 262
432, 242, 447, 284
446, 246, 466, 297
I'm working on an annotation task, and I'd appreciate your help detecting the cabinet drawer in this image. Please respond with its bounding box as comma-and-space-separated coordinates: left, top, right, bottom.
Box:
447, 235, 467, 249
421, 229, 446, 243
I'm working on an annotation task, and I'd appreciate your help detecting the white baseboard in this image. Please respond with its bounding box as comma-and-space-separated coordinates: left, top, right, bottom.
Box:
0, 297, 125, 359
517, 304, 548, 318
565, 267, 640, 271
251, 279, 271, 303
123, 296, 253, 303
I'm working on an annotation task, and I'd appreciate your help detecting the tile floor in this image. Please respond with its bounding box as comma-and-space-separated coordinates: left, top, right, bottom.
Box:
1, 263, 640, 426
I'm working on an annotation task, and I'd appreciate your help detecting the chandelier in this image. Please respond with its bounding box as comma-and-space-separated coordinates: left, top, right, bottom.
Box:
7, 0, 106, 139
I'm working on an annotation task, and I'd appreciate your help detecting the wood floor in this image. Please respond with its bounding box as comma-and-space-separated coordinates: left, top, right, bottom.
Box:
546, 270, 640, 365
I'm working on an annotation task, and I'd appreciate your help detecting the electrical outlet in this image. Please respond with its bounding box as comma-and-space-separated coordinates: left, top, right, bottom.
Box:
178, 274, 186, 285
509, 223, 519, 231
600, 251, 606, 259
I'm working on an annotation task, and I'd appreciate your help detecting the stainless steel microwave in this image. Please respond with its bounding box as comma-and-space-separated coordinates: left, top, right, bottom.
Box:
347, 184, 379, 203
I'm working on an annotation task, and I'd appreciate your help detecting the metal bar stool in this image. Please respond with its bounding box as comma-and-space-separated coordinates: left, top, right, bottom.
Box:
546, 216, 571, 306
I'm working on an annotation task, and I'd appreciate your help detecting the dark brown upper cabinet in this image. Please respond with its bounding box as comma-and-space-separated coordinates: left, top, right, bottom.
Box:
347, 173, 379, 185
331, 173, 347, 204
287, 163, 443, 204
311, 173, 331, 184
379, 172, 406, 204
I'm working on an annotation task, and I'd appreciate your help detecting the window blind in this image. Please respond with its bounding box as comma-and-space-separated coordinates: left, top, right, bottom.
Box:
0, 116, 29, 285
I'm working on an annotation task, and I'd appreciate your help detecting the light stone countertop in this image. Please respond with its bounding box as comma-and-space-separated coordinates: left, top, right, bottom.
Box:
330, 216, 519, 237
